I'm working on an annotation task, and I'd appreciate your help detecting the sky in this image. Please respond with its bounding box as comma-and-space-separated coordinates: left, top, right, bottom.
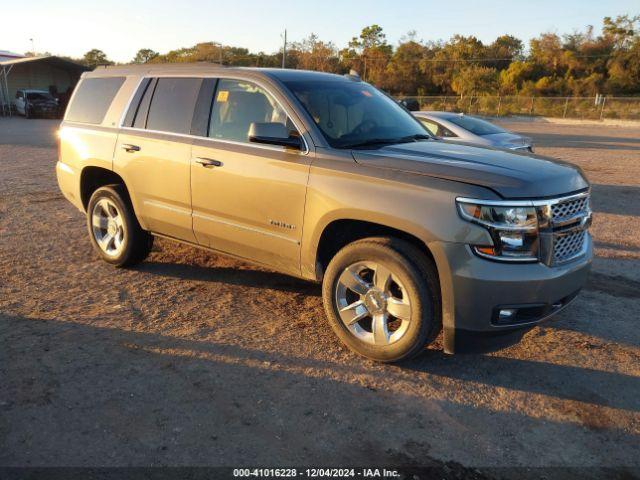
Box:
2, 0, 638, 62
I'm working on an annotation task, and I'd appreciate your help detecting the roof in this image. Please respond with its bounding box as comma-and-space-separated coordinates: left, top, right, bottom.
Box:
0, 50, 24, 59
0, 55, 89, 71
415, 111, 464, 119
259, 68, 348, 82
86, 63, 351, 82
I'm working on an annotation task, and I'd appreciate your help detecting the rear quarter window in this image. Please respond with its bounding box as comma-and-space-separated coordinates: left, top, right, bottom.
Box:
65, 77, 125, 124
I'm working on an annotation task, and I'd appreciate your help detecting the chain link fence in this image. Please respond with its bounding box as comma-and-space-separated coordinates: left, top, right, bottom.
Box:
396, 96, 640, 121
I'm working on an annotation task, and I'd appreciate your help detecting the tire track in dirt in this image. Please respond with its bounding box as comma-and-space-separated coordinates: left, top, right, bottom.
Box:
586, 272, 640, 299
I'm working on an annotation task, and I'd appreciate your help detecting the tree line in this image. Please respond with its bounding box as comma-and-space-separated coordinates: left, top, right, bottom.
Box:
76, 14, 639, 97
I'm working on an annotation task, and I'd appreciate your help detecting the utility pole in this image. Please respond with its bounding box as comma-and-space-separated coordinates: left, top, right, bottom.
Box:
282, 29, 287, 68
363, 55, 367, 82
29, 38, 35, 55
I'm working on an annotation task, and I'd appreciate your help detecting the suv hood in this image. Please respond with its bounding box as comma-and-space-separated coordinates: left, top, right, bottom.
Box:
352, 140, 588, 199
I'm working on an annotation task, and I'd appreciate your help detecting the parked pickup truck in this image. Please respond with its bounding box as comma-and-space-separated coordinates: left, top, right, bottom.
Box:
56, 65, 592, 362
14, 89, 60, 118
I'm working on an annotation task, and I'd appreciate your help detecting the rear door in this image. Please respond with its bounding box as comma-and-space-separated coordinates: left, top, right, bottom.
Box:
114, 77, 202, 242
190, 77, 312, 275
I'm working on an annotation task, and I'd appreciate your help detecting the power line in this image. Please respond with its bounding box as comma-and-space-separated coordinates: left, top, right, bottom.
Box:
417, 53, 613, 63
155, 51, 614, 63
162, 55, 608, 63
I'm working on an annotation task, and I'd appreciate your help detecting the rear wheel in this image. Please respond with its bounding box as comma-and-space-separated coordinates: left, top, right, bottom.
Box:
322, 237, 441, 362
86, 185, 153, 267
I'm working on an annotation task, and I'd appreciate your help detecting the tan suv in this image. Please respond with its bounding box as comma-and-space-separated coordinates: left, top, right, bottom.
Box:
57, 64, 592, 362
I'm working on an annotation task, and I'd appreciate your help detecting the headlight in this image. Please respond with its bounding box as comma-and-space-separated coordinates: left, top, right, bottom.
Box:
456, 199, 539, 262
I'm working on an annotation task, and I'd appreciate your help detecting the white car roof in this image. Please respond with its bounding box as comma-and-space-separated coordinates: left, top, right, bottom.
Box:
415, 111, 465, 119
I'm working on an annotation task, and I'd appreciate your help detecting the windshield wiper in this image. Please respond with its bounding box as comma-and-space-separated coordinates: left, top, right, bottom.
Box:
399, 133, 432, 142
341, 134, 432, 150
340, 138, 403, 149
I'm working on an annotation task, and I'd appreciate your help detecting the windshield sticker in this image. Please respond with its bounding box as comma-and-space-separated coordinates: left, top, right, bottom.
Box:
217, 90, 229, 102
361, 90, 372, 97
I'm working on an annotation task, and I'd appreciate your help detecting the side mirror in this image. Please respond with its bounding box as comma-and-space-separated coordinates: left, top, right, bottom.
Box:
249, 122, 302, 150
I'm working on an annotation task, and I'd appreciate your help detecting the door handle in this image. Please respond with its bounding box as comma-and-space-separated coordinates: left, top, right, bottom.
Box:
121, 144, 140, 153
195, 157, 223, 168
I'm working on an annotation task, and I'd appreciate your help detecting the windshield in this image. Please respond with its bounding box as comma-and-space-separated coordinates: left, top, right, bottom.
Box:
283, 80, 428, 148
27, 92, 55, 101
446, 115, 506, 136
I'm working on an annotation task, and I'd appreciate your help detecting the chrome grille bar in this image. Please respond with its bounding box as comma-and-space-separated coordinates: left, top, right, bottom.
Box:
539, 191, 591, 266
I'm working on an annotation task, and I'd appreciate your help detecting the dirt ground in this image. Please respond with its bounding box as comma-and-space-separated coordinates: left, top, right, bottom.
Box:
0, 117, 639, 475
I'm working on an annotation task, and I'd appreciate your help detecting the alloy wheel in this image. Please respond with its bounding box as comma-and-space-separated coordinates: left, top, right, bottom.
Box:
91, 198, 125, 257
334, 261, 412, 345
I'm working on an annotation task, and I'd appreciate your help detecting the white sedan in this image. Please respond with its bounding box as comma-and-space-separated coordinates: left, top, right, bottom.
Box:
414, 111, 534, 152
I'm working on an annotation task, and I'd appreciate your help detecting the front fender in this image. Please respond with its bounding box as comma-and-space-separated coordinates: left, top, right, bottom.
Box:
300, 156, 500, 353
300, 158, 495, 279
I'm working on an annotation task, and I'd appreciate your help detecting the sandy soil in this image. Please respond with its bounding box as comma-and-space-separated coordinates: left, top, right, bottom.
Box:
0, 117, 639, 475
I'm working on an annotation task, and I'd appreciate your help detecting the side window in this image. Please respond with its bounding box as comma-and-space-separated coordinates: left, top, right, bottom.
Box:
133, 78, 157, 129
145, 77, 202, 134
420, 119, 439, 136
65, 77, 125, 124
438, 124, 457, 138
122, 78, 152, 128
208, 79, 298, 143
420, 118, 457, 138
190, 78, 217, 137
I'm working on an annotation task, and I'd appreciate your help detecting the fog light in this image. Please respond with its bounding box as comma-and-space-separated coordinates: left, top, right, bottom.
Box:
498, 308, 517, 322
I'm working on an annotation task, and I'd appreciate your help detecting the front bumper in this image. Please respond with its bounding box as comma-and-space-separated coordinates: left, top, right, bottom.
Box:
28, 104, 59, 117
434, 234, 592, 346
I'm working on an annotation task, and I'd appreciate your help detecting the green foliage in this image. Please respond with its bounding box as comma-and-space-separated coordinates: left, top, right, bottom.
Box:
380, 39, 430, 94
289, 34, 340, 72
451, 65, 498, 96
341, 25, 393, 83
76, 15, 640, 95
603, 14, 639, 49
499, 61, 538, 94
132, 49, 159, 64
81, 49, 113, 68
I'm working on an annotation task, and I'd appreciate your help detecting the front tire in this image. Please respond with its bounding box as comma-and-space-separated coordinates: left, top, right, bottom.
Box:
86, 185, 153, 267
322, 237, 441, 363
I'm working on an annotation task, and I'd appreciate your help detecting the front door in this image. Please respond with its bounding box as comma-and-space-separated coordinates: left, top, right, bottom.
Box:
190, 78, 312, 276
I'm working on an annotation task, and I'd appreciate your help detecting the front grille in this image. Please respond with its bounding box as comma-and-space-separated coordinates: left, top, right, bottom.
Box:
554, 230, 586, 263
545, 193, 591, 265
551, 196, 589, 222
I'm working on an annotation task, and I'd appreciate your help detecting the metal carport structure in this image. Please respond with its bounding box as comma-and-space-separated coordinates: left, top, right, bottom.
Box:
0, 56, 89, 116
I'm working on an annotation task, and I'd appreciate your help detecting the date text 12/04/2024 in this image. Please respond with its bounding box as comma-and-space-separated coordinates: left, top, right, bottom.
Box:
232, 468, 401, 478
